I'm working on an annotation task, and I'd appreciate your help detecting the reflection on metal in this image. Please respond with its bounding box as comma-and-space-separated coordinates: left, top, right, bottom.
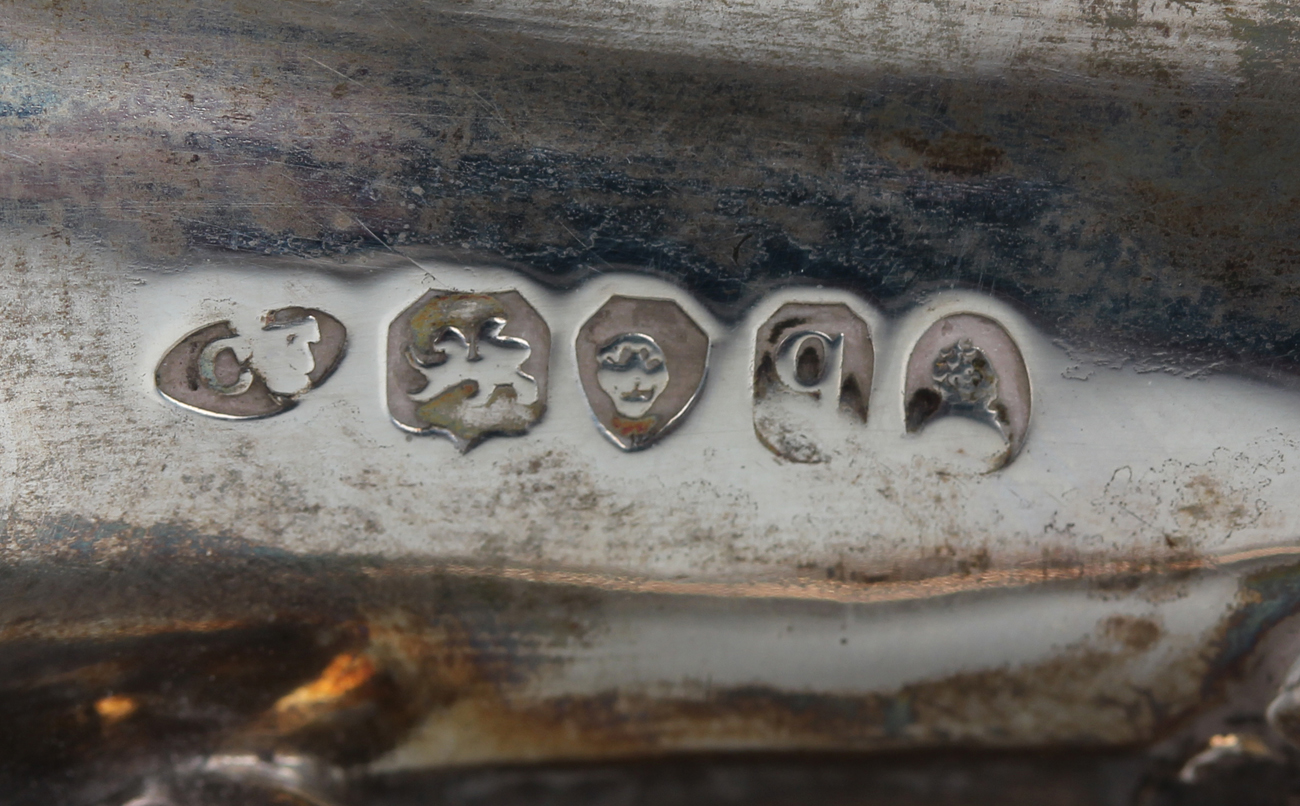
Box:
1177, 733, 1278, 785
576, 296, 708, 450
9, 0, 1300, 798
122, 754, 346, 806
9, 544, 1300, 805
155, 308, 346, 419
386, 290, 550, 452
753, 302, 874, 463
1267, 653, 1300, 747
904, 313, 1030, 470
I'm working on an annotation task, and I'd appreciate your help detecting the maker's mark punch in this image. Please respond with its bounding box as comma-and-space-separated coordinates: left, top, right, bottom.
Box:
156, 307, 347, 419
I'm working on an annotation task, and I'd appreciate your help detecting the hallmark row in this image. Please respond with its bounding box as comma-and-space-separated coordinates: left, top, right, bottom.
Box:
155, 291, 1030, 467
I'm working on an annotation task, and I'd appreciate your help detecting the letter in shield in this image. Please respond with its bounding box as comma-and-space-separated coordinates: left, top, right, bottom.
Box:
576, 296, 709, 451
752, 302, 874, 463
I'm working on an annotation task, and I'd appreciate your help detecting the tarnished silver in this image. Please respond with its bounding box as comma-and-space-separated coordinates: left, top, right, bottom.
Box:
753, 302, 874, 463
386, 290, 551, 452
904, 313, 1030, 470
576, 295, 709, 450
155, 307, 347, 420
11, 0, 1300, 799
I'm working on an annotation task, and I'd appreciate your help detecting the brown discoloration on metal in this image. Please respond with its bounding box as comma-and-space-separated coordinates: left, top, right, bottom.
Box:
0, 0, 1296, 364
4, 0, 1300, 798
0, 520, 1274, 785
1102, 614, 1164, 652
364, 604, 1190, 769
386, 289, 551, 450
889, 130, 1008, 177
6, 515, 1300, 806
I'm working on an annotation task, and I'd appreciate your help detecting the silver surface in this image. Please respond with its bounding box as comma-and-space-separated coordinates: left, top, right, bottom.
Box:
5, 0, 1300, 799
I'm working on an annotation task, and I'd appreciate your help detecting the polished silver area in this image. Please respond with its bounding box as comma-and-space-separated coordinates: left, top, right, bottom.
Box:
753, 302, 874, 463
904, 313, 1030, 470
113, 260, 1296, 578
576, 295, 709, 450
155, 307, 347, 420
386, 290, 551, 452
13, 247, 1300, 789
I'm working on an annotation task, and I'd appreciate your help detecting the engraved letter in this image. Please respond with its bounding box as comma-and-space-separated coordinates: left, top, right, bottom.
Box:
753, 302, 874, 463
156, 307, 346, 419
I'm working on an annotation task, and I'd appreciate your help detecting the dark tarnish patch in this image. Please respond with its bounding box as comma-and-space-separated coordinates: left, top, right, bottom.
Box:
893, 130, 1007, 177
1209, 561, 1300, 680
839, 373, 868, 422
356, 749, 1151, 806
0, 622, 361, 778
1, 4, 1300, 370
752, 352, 779, 401
0, 98, 45, 119
0, 516, 1272, 790
905, 387, 943, 432
17, 512, 304, 563
766, 316, 809, 346
0, 521, 602, 787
